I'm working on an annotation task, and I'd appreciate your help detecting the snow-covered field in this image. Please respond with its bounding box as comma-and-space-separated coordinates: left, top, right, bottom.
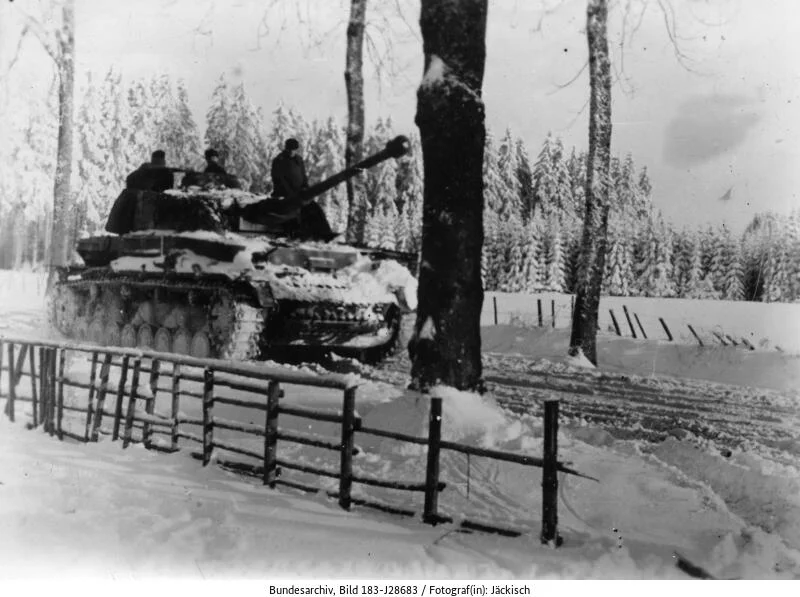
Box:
484, 290, 800, 355
1, 270, 799, 579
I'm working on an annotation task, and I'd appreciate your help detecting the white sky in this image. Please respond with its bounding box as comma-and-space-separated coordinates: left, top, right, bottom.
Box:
3, 0, 800, 232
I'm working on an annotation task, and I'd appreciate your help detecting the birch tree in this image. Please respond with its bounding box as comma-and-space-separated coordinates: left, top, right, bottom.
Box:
344, 0, 367, 243
568, 0, 612, 365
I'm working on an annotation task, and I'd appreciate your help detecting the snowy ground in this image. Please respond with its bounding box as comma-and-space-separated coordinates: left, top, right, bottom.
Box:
1, 270, 799, 579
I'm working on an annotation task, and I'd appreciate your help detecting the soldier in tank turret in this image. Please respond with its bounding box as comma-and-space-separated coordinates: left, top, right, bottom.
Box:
204, 148, 228, 175
125, 149, 174, 193
269, 138, 336, 241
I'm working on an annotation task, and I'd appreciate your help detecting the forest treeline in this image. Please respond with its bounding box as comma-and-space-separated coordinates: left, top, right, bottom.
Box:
1, 71, 798, 303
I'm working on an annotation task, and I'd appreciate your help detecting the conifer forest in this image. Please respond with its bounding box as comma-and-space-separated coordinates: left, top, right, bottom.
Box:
1, 71, 798, 304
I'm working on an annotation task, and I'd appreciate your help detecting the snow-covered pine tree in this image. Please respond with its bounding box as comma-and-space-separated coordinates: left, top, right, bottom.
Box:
708, 226, 730, 293
723, 235, 745, 301
521, 216, 544, 292
205, 75, 234, 164
763, 241, 791, 303
497, 128, 522, 222
228, 82, 270, 193
75, 72, 107, 235
126, 78, 156, 167
515, 137, 534, 224
543, 215, 567, 292
532, 132, 556, 219
682, 231, 704, 298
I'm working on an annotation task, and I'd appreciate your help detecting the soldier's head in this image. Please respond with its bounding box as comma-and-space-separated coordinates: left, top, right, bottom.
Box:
284, 138, 300, 156
151, 150, 166, 167
204, 148, 220, 163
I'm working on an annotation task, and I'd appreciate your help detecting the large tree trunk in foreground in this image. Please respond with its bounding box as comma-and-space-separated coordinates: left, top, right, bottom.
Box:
47, 0, 76, 271
569, 0, 612, 365
344, 0, 367, 243
409, 0, 488, 392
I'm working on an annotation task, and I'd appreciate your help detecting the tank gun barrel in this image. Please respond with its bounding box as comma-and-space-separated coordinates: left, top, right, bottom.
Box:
293, 135, 410, 206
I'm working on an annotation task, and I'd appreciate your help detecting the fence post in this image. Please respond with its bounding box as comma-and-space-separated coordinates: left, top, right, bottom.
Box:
5, 343, 16, 422
622, 305, 637, 338
91, 354, 113, 442
687, 324, 704, 347
112, 356, 130, 441
551, 299, 556, 328
608, 309, 622, 336
537, 299, 543, 327
144, 359, 161, 449
541, 399, 561, 546
44, 349, 54, 437
570, 295, 575, 323
634, 313, 647, 339
83, 351, 100, 441
202, 368, 214, 466
0, 340, 4, 400
122, 358, 142, 449
28, 347, 38, 428
423, 396, 443, 524
263, 380, 281, 487
170, 363, 182, 451
659, 317, 673, 341
338, 387, 357, 510
53, 349, 63, 439
38, 347, 47, 430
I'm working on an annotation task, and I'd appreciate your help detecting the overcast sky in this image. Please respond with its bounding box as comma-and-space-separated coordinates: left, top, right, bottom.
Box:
3, 0, 799, 232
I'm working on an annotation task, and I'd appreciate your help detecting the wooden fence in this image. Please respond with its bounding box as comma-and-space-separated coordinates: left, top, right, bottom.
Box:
0, 335, 593, 545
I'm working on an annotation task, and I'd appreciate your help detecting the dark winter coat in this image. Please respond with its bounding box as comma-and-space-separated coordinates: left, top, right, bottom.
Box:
204, 161, 227, 175
271, 151, 308, 198
125, 162, 173, 193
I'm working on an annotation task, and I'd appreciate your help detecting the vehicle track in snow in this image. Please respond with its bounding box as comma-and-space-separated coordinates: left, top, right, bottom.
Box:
357, 348, 800, 464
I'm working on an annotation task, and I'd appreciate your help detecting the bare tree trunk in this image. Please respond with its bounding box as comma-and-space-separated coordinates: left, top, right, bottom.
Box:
344, 0, 367, 244
569, 0, 612, 365
410, 0, 488, 392
47, 0, 76, 272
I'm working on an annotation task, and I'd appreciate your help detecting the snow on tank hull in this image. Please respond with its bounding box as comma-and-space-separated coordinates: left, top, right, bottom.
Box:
49, 229, 416, 363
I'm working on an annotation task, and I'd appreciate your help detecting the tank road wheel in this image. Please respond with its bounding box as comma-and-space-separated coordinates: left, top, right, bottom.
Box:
105, 322, 121, 347
120, 324, 137, 348
209, 292, 265, 361
190, 331, 211, 359
137, 324, 155, 349
172, 329, 192, 355
154, 327, 172, 353
88, 318, 105, 345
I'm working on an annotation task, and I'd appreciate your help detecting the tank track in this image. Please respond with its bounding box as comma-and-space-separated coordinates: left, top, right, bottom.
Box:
49, 271, 265, 361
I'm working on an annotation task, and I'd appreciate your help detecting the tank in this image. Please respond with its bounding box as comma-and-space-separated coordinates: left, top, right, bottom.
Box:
48, 136, 418, 363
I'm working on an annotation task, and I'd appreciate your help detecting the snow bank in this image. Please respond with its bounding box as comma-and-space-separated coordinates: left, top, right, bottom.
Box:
481, 324, 800, 393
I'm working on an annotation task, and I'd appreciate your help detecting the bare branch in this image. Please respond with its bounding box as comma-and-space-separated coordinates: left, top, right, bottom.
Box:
13, 10, 59, 62
548, 60, 589, 95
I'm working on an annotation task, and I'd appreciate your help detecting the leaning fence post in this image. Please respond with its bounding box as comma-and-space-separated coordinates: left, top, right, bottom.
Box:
91, 354, 113, 442
338, 387, 357, 511
659, 317, 673, 341
170, 363, 182, 451
634, 313, 647, 339
537, 299, 543, 327
83, 351, 100, 441
122, 358, 142, 449
423, 396, 443, 524
5, 343, 16, 422
112, 356, 130, 441
263, 380, 281, 487
687, 324, 704, 347
609, 309, 622, 336
202, 368, 214, 466
622, 305, 637, 339
541, 399, 561, 546
492, 296, 498, 325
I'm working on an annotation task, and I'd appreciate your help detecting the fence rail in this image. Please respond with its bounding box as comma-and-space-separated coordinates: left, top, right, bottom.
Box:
0, 334, 592, 544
